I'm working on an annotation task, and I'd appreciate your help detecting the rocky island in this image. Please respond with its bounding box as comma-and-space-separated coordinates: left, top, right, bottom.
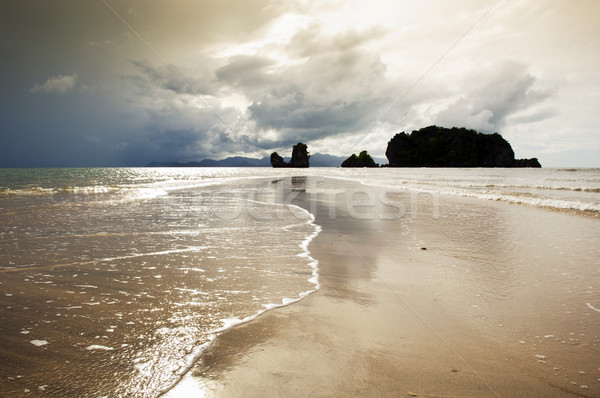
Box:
385, 126, 541, 167
341, 151, 379, 168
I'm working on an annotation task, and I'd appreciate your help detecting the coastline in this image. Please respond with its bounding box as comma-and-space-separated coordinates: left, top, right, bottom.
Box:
1, 169, 598, 396
0, 172, 323, 397
166, 176, 599, 397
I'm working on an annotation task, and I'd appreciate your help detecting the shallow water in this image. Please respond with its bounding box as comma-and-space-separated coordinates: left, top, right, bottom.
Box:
316, 167, 600, 214
1, 167, 598, 396
0, 170, 320, 396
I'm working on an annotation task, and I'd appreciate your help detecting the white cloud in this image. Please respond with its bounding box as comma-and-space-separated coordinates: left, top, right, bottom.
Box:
430, 62, 554, 133
31, 73, 77, 94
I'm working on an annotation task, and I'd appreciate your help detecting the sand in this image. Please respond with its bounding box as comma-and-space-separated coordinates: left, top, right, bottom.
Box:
166, 178, 599, 398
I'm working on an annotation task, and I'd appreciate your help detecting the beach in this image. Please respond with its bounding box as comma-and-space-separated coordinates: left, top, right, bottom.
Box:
1, 168, 599, 397
167, 176, 600, 398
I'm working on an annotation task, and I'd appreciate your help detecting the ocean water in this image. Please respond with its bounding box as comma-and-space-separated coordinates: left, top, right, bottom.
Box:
0, 167, 598, 396
317, 167, 600, 214
0, 168, 320, 396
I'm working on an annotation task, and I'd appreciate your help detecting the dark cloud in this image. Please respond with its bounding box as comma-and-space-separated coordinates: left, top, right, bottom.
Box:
0, 0, 597, 166
117, 27, 399, 158
117, 62, 253, 161
215, 56, 275, 89
128, 60, 217, 96
113, 21, 404, 157
215, 42, 395, 148
0, 0, 286, 166
248, 91, 386, 139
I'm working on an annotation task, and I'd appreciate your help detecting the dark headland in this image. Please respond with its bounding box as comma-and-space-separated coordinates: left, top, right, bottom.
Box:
384, 126, 541, 168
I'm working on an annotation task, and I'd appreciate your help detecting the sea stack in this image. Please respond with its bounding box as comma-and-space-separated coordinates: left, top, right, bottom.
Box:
270, 143, 310, 168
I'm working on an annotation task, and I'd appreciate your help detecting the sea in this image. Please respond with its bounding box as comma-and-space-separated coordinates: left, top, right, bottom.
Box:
0, 167, 599, 396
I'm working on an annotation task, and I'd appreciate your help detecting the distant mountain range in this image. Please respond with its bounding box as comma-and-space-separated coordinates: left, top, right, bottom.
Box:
146, 153, 386, 168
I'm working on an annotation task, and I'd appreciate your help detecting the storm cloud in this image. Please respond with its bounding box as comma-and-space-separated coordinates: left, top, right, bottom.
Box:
1, 0, 598, 166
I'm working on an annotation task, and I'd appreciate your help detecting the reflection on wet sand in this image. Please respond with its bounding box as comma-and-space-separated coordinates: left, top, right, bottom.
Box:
171, 179, 599, 398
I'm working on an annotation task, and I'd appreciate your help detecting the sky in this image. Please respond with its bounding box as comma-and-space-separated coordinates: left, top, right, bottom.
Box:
1, 0, 599, 167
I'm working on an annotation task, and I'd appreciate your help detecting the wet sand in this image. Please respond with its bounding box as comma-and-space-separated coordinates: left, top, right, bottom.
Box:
0, 177, 319, 397
167, 178, 600, 397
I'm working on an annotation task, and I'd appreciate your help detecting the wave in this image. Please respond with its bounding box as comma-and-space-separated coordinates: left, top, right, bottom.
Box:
474, 184, 600, 193
360, 180, 600, 193
321, 172, 600, 215
406, 185, 600, 214
0, 185, 124, 197
160, 199, 321, 396
458, 191, 600, 213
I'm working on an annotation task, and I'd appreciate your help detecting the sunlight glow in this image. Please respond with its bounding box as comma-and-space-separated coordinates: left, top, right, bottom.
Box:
215, 13, 310, 59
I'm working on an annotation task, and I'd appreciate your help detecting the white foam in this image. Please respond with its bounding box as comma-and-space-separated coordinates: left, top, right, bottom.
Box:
86, 345, 114, 351
312, 168, 600, 215
162, 192, 322, 397
93, 247, 209, 265
586, 302, 600, 312
30, 340, 48, 346
0, 187, 57, 196
172, 291, 315, 384
466, 192, 600, 213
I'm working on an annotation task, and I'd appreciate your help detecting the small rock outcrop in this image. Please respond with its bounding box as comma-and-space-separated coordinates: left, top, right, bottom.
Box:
270, 152, 287, 168
514, 158, 542, 168
270, 143, 310, 168
341, 151, 379, 168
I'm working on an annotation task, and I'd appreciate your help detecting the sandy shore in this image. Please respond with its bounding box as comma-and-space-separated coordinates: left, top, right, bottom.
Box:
166, 177, 599, 398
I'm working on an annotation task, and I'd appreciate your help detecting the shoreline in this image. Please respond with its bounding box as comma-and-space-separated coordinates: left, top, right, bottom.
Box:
2, 169, 598, 396
166, 176, 599, 397
159, 199, 322, 396
0, 174, 324, 397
